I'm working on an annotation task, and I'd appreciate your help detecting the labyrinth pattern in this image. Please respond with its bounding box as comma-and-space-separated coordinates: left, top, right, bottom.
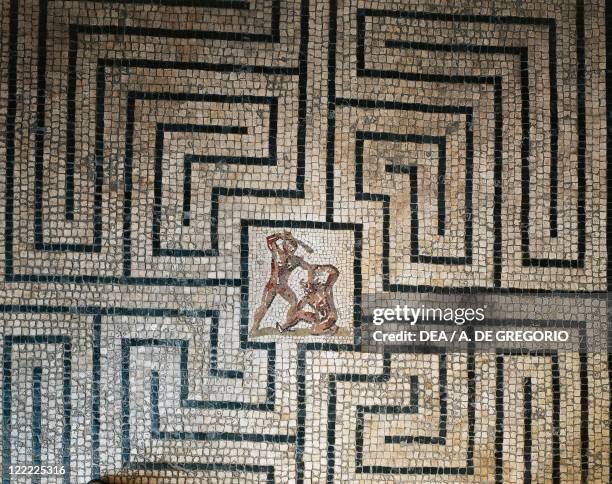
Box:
0, 0, 610, 482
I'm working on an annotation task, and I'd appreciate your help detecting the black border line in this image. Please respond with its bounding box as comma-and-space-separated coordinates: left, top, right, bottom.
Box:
30, 367, 42, 484
325, 0, 337, 222
494, 350, 562, 484
523, 377, 532, 484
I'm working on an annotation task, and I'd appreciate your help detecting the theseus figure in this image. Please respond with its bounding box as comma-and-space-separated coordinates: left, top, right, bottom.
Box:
250, 230, 313, 335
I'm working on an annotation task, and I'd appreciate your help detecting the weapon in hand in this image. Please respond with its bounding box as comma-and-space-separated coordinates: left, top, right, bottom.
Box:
282, 231, 314, 254
296, 239, 314, 254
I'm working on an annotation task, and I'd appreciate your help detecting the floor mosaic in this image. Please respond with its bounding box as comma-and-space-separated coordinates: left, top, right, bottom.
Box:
0, 0, 610, 482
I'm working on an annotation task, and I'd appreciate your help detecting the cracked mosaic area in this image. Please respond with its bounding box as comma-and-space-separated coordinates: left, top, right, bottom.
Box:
0, 0, 610, 482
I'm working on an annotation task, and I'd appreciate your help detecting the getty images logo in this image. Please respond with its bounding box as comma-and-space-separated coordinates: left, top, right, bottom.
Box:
372, 305, 486, 326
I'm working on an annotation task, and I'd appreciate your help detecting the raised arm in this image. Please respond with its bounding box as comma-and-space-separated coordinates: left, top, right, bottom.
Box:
266, 232, 288, 251
298, 257, 313, 272
295, 238, 314, 254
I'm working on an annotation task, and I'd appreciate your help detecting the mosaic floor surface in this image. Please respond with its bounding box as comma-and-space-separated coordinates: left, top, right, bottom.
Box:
0, 0, 610, 482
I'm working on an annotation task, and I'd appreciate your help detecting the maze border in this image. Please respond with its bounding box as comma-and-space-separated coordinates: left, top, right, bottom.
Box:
4, 0, 308, 285
39, 0, 281, 251
2, 334, 72, 484
329, 350, 476, 477
606, 3, 612, 484
295, 318, 591, 483
0, 314, 599, 481
356, 9, 583, 269
127, 93, 279, 269
354, 108, 474, 278
0, 0, 607, 482
2, 0, 605, 294
0, 306, 279, 482
325, 1, 596, 294
151, 104, 278, 258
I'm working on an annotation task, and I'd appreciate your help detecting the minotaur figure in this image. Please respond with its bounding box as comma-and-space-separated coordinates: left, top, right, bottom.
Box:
276, 263, 339, 335
250, 231, 313, 335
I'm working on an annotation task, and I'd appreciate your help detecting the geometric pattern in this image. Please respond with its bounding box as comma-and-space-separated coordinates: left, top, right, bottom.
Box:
0, 0, 610, 482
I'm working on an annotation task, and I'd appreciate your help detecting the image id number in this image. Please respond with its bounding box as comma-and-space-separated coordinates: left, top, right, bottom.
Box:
9, 465, 66, 475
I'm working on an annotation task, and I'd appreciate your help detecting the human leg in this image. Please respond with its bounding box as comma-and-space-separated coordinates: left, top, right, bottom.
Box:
250, 285, 277, 334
